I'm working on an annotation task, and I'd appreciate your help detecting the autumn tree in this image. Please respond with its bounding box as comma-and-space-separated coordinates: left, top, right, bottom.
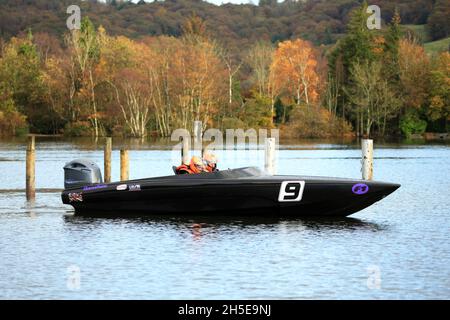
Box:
42, 55, 69, 132
0, 34, 46, 133
398, 39, 430, 111
33, 32, 63, 63
270, 39, 319, 107
427, 52, 450, 130
246, 41, 274, 98
0, 73, 26, 135
144, 36, 180, 137
218, 48, 242, 115
66, 17, 101, 137
181, 14, 207, 39
101, 35, 154, 137
170, 37, 227, 131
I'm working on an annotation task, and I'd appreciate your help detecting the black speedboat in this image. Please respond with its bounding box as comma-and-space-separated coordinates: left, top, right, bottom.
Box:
61, 159, 400, 217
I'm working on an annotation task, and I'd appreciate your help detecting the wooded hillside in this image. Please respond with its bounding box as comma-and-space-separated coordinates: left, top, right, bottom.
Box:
0, 0, 448, 138
1, 0, 447, 48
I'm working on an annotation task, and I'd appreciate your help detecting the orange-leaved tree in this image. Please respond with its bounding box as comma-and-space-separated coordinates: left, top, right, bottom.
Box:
170, 37, 227, 131
398, 38, 430, 111
101, 34, 155, 138
269, 39, 319, 107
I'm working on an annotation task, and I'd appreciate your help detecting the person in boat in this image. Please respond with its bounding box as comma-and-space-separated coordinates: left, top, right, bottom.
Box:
203, 152, 218, 172
175, 156, 206, 174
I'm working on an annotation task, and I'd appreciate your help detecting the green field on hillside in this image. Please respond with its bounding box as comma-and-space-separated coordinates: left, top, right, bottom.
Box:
402, 24, 430, 42
424, 37, 450, 53
402, 24, 448, 53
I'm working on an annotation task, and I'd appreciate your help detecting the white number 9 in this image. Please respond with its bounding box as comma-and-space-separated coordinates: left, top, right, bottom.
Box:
278, 181, 305, 202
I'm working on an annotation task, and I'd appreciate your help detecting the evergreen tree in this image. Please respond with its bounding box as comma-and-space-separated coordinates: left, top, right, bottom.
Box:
327, 1, 375, 131
329, 2, 375, 86
426, 0, 450, 41
384, 9, 401, 82
343, 2, 374, 64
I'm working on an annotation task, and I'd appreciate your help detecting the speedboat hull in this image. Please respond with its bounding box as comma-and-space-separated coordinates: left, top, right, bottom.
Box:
61, 167, 400, 217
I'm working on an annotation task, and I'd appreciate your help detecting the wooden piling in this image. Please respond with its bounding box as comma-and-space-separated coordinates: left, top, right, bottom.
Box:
193, 120, 203, 155
181, 137, 190, 164
362, 139, 373, 180
265, 137, 276, 175
26, 135, 36, 200
120, 149, 129, 181
104, 137, 112, 183
193, 121, 202, 143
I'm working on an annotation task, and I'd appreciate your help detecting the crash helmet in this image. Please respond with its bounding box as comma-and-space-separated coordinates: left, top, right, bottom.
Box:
203, 152, 218, 170
190, 156, 206, 173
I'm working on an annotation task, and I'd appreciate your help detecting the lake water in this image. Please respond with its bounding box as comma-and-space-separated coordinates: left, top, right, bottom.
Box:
0, 137, 449, 299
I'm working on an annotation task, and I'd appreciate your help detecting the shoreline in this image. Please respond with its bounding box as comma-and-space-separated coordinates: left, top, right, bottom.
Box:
1, 132, 449, 140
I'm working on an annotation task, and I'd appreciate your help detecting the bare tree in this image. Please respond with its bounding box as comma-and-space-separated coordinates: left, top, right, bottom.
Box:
246, 41, 274, 97
349, 60, 401, 137
65, 19, 101, 137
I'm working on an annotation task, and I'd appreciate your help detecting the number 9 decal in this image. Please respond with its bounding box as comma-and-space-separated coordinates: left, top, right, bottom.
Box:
278, 181, 305, 202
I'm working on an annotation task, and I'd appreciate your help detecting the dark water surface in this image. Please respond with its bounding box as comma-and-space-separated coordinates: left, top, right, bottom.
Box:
0, 137, 449, 299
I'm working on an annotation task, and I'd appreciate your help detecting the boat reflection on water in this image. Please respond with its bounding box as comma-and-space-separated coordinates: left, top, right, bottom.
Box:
63, 212, 385, 235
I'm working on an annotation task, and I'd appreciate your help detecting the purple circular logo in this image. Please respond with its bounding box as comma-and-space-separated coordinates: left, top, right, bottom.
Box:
352, 183, 369, 195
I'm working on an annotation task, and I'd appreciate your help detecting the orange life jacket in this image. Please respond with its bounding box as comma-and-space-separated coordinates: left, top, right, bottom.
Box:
205, 164, 217, 173
175, 164, 194, 174
175, 162, 204, 174
189, 161, 204, 173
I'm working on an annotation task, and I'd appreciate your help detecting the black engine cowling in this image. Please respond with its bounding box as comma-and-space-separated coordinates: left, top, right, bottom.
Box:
63, 159, 103, 189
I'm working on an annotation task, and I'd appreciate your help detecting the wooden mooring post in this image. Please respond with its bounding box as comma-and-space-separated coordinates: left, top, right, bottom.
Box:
362, 139, 374, 180
104, 137, 112, 183
193, 121, 202, 144
26, 135, 36, 200
120, 149, 129, 181
181, 137, 190, 164
193, 120, 203, 156
265, 137, 276, 175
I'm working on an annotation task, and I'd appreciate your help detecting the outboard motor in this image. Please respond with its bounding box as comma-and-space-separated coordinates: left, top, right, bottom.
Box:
64, 159, 103, 189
